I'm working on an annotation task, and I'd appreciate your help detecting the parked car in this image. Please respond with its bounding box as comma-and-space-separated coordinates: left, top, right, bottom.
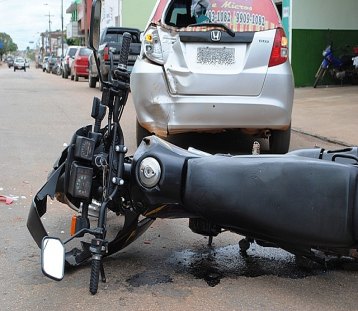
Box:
62, 46, 80, 79
7, 56, 14, 68
51, 57, 63, 75
130, 0, 294, 153
25, 59, 30, 68
44, 56, 57, 73
42, 56, 49, 72
70, 47, 91, 81
88, 27, 141, 89
13, 57, 26, 71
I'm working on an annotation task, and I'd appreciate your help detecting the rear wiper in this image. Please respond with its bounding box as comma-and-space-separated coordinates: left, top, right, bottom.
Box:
188, 22, 235, 37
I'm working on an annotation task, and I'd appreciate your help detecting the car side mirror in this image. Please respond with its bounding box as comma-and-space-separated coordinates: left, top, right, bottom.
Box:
89, 0, 102, 51
41, 237, 65, 281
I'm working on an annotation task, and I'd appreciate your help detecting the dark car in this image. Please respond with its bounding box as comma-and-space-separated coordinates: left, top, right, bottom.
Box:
70, 47, 91, 81
51, 57, 63, 75
45, 56, 57, 73
88, 27, 141, 89
7, 56, 14, 68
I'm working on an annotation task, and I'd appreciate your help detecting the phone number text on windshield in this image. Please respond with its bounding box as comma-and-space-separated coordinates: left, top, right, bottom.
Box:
206, 10, 266, 27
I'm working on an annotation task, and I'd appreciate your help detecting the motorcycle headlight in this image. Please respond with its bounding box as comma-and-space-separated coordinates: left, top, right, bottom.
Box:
143, 27, 164, 64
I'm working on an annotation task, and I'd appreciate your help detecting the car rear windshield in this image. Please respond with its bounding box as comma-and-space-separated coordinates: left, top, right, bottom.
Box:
68, 48, 78, 57
155, 0, 281, 32
79, 48, 91, 56
103, 32, 141, 44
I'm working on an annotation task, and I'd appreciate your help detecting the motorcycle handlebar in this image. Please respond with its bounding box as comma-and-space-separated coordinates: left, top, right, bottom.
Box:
118, 32, 132, 71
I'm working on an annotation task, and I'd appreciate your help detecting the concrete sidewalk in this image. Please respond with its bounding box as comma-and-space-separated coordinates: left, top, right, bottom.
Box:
292, 85, 358, 146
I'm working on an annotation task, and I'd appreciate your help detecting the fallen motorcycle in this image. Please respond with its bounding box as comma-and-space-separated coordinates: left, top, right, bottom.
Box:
28, 0, 358, 295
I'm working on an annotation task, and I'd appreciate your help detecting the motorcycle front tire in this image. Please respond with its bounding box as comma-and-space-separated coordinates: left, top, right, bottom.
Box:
313, 66, 327, 88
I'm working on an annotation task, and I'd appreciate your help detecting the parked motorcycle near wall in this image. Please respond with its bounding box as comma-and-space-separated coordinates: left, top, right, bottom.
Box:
313, 44, 358, 88
27, 0, 358, 295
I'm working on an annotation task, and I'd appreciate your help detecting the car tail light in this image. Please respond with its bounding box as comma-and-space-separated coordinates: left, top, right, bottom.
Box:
143, 27, 165, 64
103, 46, 109, 61
269, 28, 288, 67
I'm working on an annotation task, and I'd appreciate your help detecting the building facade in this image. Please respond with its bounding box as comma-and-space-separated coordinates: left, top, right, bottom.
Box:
278, 0, 358, 86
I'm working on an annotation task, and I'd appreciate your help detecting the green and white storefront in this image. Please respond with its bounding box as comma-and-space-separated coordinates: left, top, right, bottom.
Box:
278, 0, 358, 86
120, 0, 358, 87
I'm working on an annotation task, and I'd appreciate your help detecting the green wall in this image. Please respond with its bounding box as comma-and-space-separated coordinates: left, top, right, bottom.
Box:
291, 29, 358, 87
123, 0, 157, 30
290, 0, 358, 87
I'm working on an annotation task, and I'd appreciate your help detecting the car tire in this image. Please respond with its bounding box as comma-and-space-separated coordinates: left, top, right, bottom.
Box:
88, 75, 96, 88
269, 124, 291, 154
99, 79, 103, 91
75, 74, 79, 82
136, 119, 153, 146
63, 70, 68, 79
14, 68, 16, 72
71, 74, 74, 81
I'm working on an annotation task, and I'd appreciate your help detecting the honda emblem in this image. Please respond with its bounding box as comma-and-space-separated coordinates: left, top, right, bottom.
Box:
211, 30, 221, 42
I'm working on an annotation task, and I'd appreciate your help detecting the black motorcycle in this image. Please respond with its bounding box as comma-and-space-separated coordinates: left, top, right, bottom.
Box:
28, 0, 358, 295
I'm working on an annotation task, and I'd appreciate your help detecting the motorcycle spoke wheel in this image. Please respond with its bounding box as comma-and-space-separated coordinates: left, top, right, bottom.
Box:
313, 67, 327, 88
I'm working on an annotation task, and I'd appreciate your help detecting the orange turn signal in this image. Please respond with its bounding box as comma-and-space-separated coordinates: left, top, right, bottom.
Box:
70, 215, 77, 236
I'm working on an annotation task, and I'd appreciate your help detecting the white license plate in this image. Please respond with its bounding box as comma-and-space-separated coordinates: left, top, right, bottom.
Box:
197, 47, 235, 65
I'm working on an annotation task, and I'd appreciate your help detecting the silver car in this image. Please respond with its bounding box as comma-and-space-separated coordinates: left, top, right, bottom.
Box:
13, 57, 26, 71
131, 0, 294, 153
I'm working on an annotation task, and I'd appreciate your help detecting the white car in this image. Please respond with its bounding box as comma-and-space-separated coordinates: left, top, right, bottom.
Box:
131, 0, 294, 153
13, 57, 26, 71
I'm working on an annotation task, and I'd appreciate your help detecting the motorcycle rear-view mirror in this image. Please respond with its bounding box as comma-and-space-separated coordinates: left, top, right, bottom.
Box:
41, 237, 65, 281
89, 0, 102, 51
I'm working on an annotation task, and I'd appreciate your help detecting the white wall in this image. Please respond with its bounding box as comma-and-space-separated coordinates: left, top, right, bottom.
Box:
292, 0, 358, 30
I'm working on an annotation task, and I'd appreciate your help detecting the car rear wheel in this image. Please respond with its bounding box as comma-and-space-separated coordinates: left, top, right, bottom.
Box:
269, 124, 291, 154
136, 119, 153, 146
71, 74, 74, 81
88, 75, 97, 88
63, 69, 68, 79
75, 74, 79, 82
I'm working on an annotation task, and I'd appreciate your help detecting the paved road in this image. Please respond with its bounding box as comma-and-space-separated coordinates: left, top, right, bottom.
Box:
0, 64, 357, 311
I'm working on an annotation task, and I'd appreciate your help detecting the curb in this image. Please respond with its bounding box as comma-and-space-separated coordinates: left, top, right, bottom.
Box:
292, 128, 350, 148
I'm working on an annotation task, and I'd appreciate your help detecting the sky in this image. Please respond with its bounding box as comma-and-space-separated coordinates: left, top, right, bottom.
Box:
0, 0, 73, 50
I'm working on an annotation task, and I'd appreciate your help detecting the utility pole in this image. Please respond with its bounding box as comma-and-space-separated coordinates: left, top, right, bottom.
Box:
84, 0, 88, 46
45, 11, 54, 54
61, 0, 64, 57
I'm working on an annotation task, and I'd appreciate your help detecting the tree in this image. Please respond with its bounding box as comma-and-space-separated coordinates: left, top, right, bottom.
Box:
0, 32, 18, 60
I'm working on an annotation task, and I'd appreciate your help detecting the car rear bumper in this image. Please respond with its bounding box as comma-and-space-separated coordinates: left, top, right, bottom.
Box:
74, 64, 89, 77
131, 59, 294, 136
